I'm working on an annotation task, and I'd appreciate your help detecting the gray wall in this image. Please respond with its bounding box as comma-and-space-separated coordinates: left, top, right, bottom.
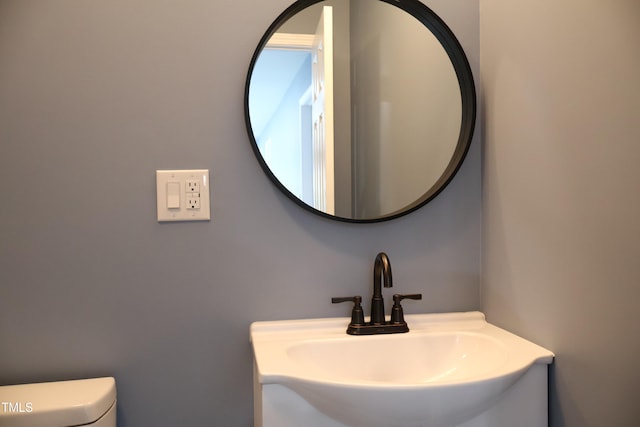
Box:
0, 1, 480, 426
481, 0, 640, 426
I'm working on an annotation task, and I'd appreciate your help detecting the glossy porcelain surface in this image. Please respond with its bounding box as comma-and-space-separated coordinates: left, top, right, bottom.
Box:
251, 312, 553, 427
0, 377, 116, 427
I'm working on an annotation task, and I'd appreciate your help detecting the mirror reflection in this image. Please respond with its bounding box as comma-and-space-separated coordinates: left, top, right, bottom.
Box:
247, 0, 471, 222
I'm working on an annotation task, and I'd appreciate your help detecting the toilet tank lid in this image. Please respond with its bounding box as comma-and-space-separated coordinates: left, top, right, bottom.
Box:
0, 377, 116, 427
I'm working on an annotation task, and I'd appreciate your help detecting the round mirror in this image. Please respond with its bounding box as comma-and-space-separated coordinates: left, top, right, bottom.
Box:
245, 0, 476, 223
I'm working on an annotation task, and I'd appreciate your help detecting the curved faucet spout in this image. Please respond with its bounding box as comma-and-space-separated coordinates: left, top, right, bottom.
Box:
371, 252, 393, 324
373, 252, 393, 296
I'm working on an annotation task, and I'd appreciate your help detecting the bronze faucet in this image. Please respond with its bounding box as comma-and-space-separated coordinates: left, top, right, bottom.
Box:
332, 252, 422, 335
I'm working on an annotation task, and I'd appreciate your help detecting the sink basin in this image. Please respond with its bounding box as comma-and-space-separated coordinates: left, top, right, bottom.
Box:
251, 311, 554, 427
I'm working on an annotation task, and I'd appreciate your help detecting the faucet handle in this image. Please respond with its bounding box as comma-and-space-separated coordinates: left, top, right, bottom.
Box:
331, 296, 365, 326
390, 294, 423, 324
395, 293, 422, 301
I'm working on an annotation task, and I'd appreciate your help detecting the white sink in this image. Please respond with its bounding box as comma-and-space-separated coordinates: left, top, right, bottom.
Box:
251, 312, 554, 427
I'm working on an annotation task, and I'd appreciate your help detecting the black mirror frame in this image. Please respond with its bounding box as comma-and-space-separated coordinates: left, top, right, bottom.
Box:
244, 0, 476, 223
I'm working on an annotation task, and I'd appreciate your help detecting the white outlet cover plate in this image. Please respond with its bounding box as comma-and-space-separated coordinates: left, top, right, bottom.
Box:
156, 169, 210, 222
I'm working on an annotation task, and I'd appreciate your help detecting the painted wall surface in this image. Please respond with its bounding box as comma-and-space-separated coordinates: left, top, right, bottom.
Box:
0, 1, 480, 426
481, 0, 640, 426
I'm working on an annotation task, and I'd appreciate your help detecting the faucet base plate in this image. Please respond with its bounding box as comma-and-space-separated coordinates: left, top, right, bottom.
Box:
346, 323, 409, 335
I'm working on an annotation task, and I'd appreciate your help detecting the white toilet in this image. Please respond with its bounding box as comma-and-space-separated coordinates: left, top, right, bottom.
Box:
0, 377, 116, 426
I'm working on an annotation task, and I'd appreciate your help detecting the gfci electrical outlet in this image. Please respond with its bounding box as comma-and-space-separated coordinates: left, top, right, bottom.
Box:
156, 169, 210, 222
